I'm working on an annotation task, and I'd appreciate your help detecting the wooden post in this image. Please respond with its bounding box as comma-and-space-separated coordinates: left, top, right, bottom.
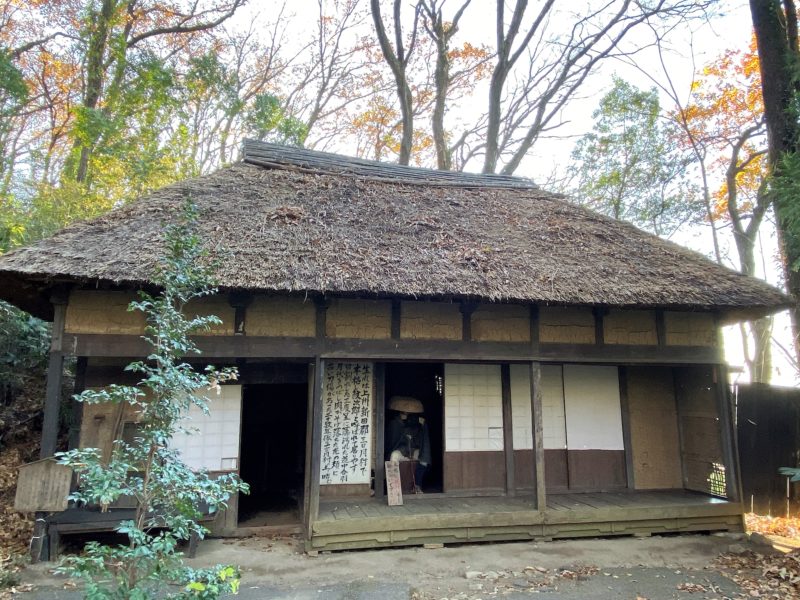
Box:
529, 305, 540, 350
67, 357, 88, 450
618, 367, 635, 489
501, 364, 515, 496
391, 300, 401, 340
302, 362, 315, 537
529, 361, 546, 511
41, 293, 68, 459
229, 292, 251, 336
460, 302, 476, 342
315, 297, 328, 352
672, 367, 690, 489
655, 309, 667, 346
593, 307, 606, 346
374, 363, 386, 498
33, 290, 69, 563
714, 364, 741, 502
306, 357, 325, 543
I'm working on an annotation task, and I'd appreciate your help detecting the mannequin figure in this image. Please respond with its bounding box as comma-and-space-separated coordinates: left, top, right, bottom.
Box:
385, 396, 431, 493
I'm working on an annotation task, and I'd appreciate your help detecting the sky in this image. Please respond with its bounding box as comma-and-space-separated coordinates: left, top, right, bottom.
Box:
237, 0, 796, 385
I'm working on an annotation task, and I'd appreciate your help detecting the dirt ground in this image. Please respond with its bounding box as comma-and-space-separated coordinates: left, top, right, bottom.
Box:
9, 531, 795, 599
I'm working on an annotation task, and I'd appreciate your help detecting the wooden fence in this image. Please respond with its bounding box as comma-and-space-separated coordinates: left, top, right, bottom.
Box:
736, 383, 800, 516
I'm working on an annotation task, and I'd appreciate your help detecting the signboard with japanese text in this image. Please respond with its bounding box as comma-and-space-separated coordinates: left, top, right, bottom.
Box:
320, 362, 373, 485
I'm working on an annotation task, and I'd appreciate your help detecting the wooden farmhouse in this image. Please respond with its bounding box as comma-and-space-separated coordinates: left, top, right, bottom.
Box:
0, 141, 790, 554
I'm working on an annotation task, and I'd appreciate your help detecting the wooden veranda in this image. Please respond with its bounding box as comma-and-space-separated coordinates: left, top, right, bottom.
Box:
311, 490, 744, 551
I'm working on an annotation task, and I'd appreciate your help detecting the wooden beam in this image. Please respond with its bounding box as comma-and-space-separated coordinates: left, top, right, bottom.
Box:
714, 365, 741, 502
537, 342, 720, 364
618, 367, 635, 490
529, 361, 546, 511
41, 296, 68, 459
501, 364, 515, 496
62, 333, 724, 364
306, 357, 325, 542
374, 363, 387, 498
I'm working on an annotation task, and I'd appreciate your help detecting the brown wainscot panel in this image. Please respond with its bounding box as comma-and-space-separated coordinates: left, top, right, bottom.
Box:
513, 449, 568, 493
567, 450, 627, 491
444, 451, 505, 492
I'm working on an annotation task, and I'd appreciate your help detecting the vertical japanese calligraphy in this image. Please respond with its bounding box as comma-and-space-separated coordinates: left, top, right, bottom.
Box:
320, 362, 373, 485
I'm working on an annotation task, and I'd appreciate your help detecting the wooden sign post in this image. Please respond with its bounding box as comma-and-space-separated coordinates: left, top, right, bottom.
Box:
385, 461, 403, 506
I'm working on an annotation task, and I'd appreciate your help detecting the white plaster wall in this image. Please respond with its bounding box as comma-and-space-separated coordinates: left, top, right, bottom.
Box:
510, 364, 567, 450
170, 385, 242, 471
563, 365, 623, 450
445, 364, 504, 451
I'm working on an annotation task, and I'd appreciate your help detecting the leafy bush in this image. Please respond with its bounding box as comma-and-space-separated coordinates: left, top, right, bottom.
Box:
56, 200, 248, 599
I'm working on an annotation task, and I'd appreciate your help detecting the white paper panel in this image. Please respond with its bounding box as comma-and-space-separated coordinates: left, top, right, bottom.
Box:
509, 364, 567, 450
510, 364, 532, 449
320, 362, 373, 485
563, 365, 623, 450
444, 364, 503, 451
171, 385, 242, 471
542, 365, 567, 450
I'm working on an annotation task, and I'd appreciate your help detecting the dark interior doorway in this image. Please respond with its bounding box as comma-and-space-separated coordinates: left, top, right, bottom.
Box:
238, 383, 307, 526
385, 363, 444, 493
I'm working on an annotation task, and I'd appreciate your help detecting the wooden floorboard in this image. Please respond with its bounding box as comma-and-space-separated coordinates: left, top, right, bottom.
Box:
312, 489, 743, 550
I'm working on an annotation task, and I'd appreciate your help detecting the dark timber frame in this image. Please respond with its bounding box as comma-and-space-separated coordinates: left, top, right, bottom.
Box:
34, 293, 745, 555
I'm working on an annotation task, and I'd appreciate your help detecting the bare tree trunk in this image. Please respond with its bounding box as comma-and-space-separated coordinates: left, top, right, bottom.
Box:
370, 0, 420, 165
73, 0, 116, 184
750, 0, 800, 366
751, 317, 775, 382
421, 0, 471, 170
483, 0, 554, 173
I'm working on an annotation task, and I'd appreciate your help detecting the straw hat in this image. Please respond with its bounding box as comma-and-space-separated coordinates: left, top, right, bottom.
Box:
388, 396, 424, 414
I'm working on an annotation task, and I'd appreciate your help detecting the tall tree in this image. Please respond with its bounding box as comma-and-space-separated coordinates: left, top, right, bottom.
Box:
569, 77, 700, 237
749, 0, 800, 365
370, 0, 421, 165
420, 0, 472, 170
480, 0, 717, 175
683, 43, 775, 381
65, 0, 247, 185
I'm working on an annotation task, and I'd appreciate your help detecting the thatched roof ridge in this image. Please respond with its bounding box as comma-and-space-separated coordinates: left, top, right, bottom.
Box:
242, 140, 539, 189
0, 142, 790, 319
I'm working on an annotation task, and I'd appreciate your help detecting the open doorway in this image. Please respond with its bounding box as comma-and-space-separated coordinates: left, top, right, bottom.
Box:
238, 383, 307, 527
385, 363, 444, 493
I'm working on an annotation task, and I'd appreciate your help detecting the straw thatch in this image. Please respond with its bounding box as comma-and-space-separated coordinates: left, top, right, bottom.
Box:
0, 142, 790, 318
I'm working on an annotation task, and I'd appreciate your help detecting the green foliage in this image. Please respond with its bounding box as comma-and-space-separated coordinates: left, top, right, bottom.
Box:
0, 555, 27, 590
772, 151, 800, 273
0, 300, 49, 401
569, 77, 701, 236
56, 201, 247, 599
245, 94, 308, 147
0, 49, 28, 119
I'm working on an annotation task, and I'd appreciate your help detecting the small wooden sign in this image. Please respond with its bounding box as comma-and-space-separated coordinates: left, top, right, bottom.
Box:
14, 459, 72, 513
385, 461, 403, 506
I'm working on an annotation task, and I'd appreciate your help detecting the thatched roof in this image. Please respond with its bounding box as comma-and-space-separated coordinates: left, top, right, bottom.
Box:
0, 141, 790, 320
